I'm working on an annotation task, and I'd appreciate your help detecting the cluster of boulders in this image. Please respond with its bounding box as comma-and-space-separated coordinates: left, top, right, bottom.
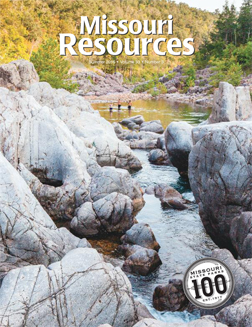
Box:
73, 70, 128, 96
0, 59, 157, 326
118, 223, 162, 276
159, 66, 213, 96
113, 116, 170, 165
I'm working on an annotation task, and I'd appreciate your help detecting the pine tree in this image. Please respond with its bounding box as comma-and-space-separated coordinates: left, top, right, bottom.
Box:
238, 0, 252, 44
30, 38, 78, 92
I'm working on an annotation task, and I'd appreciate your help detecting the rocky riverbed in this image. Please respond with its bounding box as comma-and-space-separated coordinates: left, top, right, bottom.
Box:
1, 59, 252, 327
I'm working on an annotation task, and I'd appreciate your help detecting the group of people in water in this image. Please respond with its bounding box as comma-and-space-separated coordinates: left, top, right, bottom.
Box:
109, 99, 132, 112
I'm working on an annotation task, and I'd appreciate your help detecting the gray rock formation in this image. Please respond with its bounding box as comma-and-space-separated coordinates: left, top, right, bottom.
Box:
153, 279, 189, 312
148, 149, 171, 165
140, 120, 164, 134
120, 223, 160, 251
216, 295, 252, 327
93, 192, 134, 234
0, 59, 39, 91
165, 121, 193, 177
230, 212, 252, 258
0, 248, 138, 327
121, 115, 145, 127
73, 70, 126, 96
208, 82, 252, 123
212, 249, 252, 307
0, 152, 89, 280
90, 167, 144, 211
28, 82, 142, 171
154, 184, 188, 210
122, 247, 162, 276
0, 87, 92, 220
189, 122, 252, 252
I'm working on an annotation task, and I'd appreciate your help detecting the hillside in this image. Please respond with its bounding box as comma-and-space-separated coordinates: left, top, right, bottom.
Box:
0, 0, 215, 77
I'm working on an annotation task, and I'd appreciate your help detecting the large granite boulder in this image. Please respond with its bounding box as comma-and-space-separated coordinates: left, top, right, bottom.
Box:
0, 59, 39, 91
230, 212, 252, 258
28, 82, 142, 171
212, 249, 252, 308
216, 294, 252, 327
165, 122, 193, 177
121, 115, 145, 127
71, 192, 135, 237
140, 120, 164, 134
90, 166, 144, 211
208, 82, 252, 123
0, 87, 92, 220
189, 122, 252, 252
0, 248, 138, 327
0, 152, 89, 280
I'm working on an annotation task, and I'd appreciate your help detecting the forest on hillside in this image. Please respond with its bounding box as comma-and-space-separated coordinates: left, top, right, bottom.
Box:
0, 0, 251, 91
0, 0, 215, 75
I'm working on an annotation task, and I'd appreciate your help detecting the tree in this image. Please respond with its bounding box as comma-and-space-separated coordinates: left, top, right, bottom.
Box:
238, 0, 252, 44
30, 38, 78, 92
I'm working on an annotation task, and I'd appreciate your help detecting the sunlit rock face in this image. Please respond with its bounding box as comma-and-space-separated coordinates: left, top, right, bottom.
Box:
28, 82, 142, 171
0, 59, 39, 91
0, 248, 138, 327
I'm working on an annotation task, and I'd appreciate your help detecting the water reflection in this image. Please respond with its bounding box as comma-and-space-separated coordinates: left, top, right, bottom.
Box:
92, 99, 211, 127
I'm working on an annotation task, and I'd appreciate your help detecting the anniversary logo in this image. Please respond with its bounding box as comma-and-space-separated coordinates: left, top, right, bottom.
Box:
0, 0, 251, 327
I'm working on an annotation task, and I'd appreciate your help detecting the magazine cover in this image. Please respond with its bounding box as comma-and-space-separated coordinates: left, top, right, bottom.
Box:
0, 0, 252, 326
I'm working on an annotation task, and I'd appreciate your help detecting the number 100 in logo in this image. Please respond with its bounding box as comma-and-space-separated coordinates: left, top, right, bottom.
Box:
183, 258, 234, 309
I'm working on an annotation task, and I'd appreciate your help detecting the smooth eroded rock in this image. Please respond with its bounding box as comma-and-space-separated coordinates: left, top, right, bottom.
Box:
165, 121, 193, 177
0, 248, 138, 327
189, 122, 252, 252
121, 223, 160, 251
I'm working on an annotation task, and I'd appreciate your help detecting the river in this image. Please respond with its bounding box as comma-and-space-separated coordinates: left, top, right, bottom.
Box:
91, 99, 217, 323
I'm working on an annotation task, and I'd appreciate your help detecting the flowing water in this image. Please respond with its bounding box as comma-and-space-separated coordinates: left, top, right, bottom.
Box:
90, 99, 217, 323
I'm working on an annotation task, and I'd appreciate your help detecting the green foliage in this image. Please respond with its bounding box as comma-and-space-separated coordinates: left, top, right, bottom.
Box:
183, 64, 196, 87
0, 0, 216, 76
30, 38, 78, 92
209, 56, 243, 87
132, 80, 155, 93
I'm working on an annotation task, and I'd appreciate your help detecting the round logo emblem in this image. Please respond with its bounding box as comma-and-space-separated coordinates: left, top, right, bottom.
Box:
183, 258, 234, 309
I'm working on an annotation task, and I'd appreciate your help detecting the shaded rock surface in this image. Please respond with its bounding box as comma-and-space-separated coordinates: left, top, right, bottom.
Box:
230, 211, 252, 259
165, 121, 193, 177
121, 223, 160, 251
0, 152, 89, 280
154, 184, 188, 210
189, 122, 252, 252
0, 59, 39, 91
0, 248, 138, 327
122, 247, 162, 276
216, 294, 252, 327
148, 149, 171, 165
212, 249, 252, 308
153, 279, 189, 312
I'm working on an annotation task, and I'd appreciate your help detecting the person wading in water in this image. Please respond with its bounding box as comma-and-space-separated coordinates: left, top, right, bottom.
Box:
118, 99, 121, 110
128, 100, 132, 110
